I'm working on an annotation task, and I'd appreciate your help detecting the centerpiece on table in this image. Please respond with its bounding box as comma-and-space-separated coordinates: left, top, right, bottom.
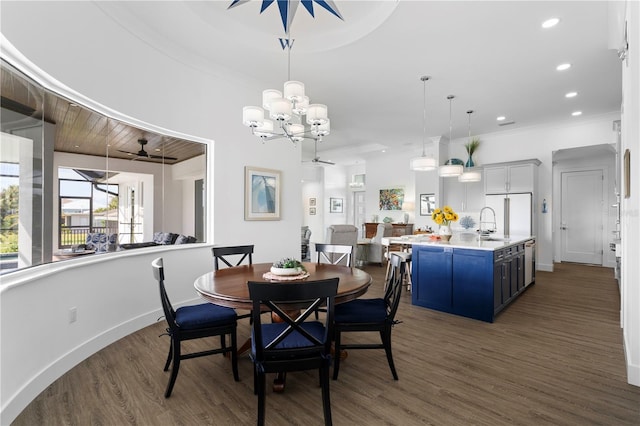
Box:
270, 257, 307, 276
431, 205, 459, 241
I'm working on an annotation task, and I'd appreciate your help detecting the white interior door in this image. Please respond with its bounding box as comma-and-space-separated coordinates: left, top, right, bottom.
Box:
560, 170, 603, 264
353, 191, 366, 239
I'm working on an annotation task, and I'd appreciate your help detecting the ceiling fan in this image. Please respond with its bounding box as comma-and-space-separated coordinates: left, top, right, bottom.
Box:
304, 139, 335, 165
117, 138, 177, 161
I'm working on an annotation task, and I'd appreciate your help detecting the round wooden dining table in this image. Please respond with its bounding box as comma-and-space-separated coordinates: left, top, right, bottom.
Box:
193, 262, 372, 309
193, 262, 372, 392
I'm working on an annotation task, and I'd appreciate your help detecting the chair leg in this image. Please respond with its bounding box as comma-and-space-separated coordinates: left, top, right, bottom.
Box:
231, 330, 239, 382
380, 329, 398, 380
163, 339, 173, 372
320, 363, 333, 426
165, 338, 181, 397
256, 371, 266, 426
332, 331, 342, 380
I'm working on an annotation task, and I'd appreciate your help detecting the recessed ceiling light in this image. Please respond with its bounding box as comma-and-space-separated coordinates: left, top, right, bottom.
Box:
556, 63, 571, 71
497, 116, 506, 121
565, 92, 578, 98
381, 150, 386, 153
542, 18, 560, 29
572, 111, 582, 116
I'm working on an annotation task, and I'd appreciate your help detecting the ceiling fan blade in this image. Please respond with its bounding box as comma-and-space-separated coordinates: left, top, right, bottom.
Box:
149, 154, 178, 161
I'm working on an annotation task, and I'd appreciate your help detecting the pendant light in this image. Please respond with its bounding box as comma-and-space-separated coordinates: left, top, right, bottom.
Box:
410, 76, 437, 171
458, 110, 482, 182
438, 95, 464, 177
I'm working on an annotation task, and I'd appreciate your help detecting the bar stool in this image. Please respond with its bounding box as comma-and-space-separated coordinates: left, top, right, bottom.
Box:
385, 250, 412, 292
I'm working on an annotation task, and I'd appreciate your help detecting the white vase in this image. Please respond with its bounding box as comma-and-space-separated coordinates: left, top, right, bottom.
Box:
439, 225, 452, 236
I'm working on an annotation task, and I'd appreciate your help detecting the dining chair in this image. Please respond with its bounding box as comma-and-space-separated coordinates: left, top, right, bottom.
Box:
151, 257, 239, 398
248, 278, 339, 426
313, 243, 352, 319
212, 244, 254, 270
332, 253, 405, 381
315, 243, 353, 267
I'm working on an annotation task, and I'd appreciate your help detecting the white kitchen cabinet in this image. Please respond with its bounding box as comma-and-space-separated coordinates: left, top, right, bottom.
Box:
484, 160, 540, 194
444, 175, 484, 212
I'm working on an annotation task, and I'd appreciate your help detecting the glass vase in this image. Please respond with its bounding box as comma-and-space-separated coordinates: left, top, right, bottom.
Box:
465, 154, 475, 168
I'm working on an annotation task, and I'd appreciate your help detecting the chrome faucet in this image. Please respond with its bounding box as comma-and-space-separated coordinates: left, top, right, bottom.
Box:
479, 207, 497, 235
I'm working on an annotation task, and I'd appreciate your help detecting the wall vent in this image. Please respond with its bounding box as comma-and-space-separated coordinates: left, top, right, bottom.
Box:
498, 121, 516, 127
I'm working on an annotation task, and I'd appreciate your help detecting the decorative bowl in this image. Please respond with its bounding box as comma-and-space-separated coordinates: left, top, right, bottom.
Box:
270, 267, 303, 276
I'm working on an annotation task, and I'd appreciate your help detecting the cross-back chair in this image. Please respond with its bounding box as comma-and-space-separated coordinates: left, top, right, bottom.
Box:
151, 257, 239, 398
212, 245, 254, 270
315, 243, 353, 267
248, 278, 339, 426
332, 253, 405, 381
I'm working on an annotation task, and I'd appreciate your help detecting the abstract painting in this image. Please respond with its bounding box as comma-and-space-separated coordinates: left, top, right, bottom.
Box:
245, 166, 281, 220
379, 188, 404, 210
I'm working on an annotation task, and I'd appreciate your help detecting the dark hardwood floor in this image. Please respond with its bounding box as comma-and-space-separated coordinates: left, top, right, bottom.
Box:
13, 262, 640, 425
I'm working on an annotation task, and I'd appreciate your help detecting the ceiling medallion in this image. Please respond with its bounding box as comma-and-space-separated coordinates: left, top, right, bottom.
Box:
228, 0, 343, 33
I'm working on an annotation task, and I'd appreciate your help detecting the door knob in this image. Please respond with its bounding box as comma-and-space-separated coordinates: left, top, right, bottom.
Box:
560, 226, 567, 230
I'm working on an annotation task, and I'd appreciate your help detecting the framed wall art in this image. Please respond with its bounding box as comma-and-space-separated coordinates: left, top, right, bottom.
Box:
244, 166, 281, 220
309, 197, 317, 206
330, 197, 343, 213
379, 188, 404, 210
420, 193, 436, 215
309, 207, 316, 215
624, 149, 630, 199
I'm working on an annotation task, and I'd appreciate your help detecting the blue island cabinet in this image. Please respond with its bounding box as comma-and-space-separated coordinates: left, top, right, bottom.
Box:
412, 245, 496, 322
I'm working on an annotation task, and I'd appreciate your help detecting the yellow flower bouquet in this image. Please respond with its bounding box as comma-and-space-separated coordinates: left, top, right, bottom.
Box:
431, 205, 459, 226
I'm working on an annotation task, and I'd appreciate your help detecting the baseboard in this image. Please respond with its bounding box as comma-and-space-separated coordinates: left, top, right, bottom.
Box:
624, 331, 640, 387
537, 263, 554, 272
0, 300, 199, 426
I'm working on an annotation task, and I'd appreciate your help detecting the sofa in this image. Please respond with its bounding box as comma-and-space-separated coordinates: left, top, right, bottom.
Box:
118, 232, 197, 250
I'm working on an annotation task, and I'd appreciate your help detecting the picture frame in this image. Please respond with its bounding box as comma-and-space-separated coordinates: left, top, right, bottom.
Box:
309, 197, 316, 206
420, 193, 436, 216
624, 149, 630, 199
330, 197, 343, 213
309, 207, 316, 215
379, 188, 404, 210
244, 166, 281, 220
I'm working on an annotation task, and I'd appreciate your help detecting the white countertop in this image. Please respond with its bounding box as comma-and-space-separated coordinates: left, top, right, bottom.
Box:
382, 234, 535, 251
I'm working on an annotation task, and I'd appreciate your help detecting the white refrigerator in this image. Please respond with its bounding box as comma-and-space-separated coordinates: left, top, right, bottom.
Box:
484, 193, 533, 237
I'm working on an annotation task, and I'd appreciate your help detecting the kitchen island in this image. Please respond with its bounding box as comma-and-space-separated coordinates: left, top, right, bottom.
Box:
385, 234, 535, 322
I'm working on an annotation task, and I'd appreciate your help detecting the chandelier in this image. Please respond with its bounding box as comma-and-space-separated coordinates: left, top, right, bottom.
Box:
458, 110, 482, 182
438, 95, 464, 177
242, 39, 330, 144
410, 76, 438, 171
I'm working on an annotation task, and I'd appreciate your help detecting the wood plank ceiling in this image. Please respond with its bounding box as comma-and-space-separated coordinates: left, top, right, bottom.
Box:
1, 60, 204, 165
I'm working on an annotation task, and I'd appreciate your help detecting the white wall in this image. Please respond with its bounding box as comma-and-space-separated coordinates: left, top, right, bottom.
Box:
620, 0, 639, 387
0, 2, 302, 423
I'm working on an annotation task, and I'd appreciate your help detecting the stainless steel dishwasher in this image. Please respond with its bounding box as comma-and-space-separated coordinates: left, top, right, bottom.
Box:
524, 240, 535, 286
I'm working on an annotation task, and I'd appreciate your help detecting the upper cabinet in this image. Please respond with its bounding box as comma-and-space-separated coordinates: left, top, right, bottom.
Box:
484, 160, 541, 194
444, 177, 485, 212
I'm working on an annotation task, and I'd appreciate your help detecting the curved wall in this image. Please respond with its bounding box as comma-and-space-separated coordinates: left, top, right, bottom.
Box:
0, 2, 302, 424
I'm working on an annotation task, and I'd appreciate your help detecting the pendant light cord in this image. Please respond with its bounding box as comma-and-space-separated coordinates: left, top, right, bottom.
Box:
421, 77, 430, 156
447, 95, 455, 143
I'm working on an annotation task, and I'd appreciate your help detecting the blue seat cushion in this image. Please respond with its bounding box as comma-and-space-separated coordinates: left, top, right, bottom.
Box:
335, 298, 387, 323
175, 303, 237, 330
252, 321, 326, 352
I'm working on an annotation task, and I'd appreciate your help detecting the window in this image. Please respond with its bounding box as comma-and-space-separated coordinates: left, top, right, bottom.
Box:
58, 168, 119, 248
1, 58, 208, 275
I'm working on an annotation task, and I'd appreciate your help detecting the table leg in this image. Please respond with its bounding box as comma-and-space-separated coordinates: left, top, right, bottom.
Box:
270, 310, 301, 393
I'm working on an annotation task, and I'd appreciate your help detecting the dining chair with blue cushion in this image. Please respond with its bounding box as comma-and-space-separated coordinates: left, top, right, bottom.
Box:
332, 253, 405, 381
151, 257, 239, 398
248, 278, 339, 426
